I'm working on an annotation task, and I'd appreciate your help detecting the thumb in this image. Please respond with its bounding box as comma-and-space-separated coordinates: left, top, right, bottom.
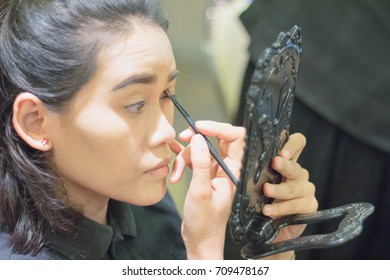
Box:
189, 134, 211, 193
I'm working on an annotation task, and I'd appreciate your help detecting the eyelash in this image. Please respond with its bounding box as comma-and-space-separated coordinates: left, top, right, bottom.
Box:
162, 90, 174, 99
124, 90, 173, 114
124, 101, 145, 114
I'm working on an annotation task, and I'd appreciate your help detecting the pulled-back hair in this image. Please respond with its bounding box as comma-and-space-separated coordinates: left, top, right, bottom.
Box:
0, 0, 169, 255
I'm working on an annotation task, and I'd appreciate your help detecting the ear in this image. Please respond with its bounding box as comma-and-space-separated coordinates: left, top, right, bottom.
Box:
13, 92, 52, 151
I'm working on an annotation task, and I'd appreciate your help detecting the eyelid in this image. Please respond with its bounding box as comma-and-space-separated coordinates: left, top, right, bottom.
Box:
124, 100, 145, 114
161, 90, 175, 99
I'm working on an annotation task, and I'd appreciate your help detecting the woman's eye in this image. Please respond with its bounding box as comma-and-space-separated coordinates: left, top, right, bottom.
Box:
160, 91, 170, 99
125, 101, 145, 114
160, 90, 174, 101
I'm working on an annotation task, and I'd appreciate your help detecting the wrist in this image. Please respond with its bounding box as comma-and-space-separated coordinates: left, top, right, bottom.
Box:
182, 227, 226, 260
186, 250, 224, 260
184, 238, 225, 260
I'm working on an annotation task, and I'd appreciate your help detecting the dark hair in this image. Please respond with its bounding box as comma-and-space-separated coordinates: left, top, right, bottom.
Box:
0, 0, 169, 255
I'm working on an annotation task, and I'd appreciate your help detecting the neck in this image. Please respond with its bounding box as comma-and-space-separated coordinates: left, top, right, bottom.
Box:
83, 200, 109, 225
64, 182, 110, 225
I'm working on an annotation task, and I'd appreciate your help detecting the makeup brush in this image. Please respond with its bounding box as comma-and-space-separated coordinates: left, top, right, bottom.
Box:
169, 94, 238, 186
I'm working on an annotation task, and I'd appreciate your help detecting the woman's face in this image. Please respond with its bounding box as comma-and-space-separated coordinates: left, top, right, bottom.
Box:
47, 23, 177, 210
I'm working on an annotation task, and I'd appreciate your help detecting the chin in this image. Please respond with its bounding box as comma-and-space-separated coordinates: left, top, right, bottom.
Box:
149, 180, 167, 204
147, 189, 167, 205
127, 180, 167, 206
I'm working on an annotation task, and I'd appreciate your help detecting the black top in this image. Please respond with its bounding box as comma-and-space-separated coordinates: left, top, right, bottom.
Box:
239, 0, 390, 153
0, 193, 186, 260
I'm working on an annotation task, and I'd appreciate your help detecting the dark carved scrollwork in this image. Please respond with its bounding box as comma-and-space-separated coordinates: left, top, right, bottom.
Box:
229, 26, 374, 259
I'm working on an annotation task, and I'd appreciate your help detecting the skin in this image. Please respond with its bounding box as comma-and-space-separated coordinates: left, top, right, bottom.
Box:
13, 21, 317, 260
45, 23, 177, 223
173, 127, 317, 259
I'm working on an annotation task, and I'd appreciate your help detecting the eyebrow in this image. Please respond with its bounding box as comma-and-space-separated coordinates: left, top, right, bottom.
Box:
111, 70, 179, 92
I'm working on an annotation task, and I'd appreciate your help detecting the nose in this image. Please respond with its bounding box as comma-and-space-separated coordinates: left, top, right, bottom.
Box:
148, 112, 176, 148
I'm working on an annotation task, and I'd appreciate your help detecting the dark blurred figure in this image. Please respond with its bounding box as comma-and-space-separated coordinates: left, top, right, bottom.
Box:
226, 0, 390, 260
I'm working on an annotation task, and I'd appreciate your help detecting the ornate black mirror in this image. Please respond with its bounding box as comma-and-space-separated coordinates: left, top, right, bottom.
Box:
228, 26, 374, 259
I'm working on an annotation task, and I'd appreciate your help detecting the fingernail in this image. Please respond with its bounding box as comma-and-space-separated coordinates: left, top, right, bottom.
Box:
273, 157, 283, 170
281, 149, 290, 158
192, 134, 206, 151
263, 205, 272, 216
179, 129, 192, 138
195, 120, 211, 130
268, 184, 276, 194
170, 168, 177, 179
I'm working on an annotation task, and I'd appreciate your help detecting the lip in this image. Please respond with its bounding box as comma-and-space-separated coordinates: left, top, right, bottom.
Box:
145, 157, 172, 178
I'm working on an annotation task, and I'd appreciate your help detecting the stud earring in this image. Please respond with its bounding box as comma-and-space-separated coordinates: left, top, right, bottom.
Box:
41, 137, 49, 147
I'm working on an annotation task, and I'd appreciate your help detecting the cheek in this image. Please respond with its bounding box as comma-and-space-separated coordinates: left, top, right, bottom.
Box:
51, 103, 141, 177
51, 104, 145, 195
71, 104, 146, 167
74, 104, 129, 138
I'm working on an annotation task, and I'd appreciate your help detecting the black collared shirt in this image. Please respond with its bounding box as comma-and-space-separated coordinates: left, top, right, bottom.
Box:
0, 193, 186, 260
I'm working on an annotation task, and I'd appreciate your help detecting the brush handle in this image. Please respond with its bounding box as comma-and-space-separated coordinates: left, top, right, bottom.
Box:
169, 95, 238, 186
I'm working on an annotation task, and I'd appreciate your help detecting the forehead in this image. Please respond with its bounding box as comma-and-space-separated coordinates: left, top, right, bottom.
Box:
96, 23, 175, 78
